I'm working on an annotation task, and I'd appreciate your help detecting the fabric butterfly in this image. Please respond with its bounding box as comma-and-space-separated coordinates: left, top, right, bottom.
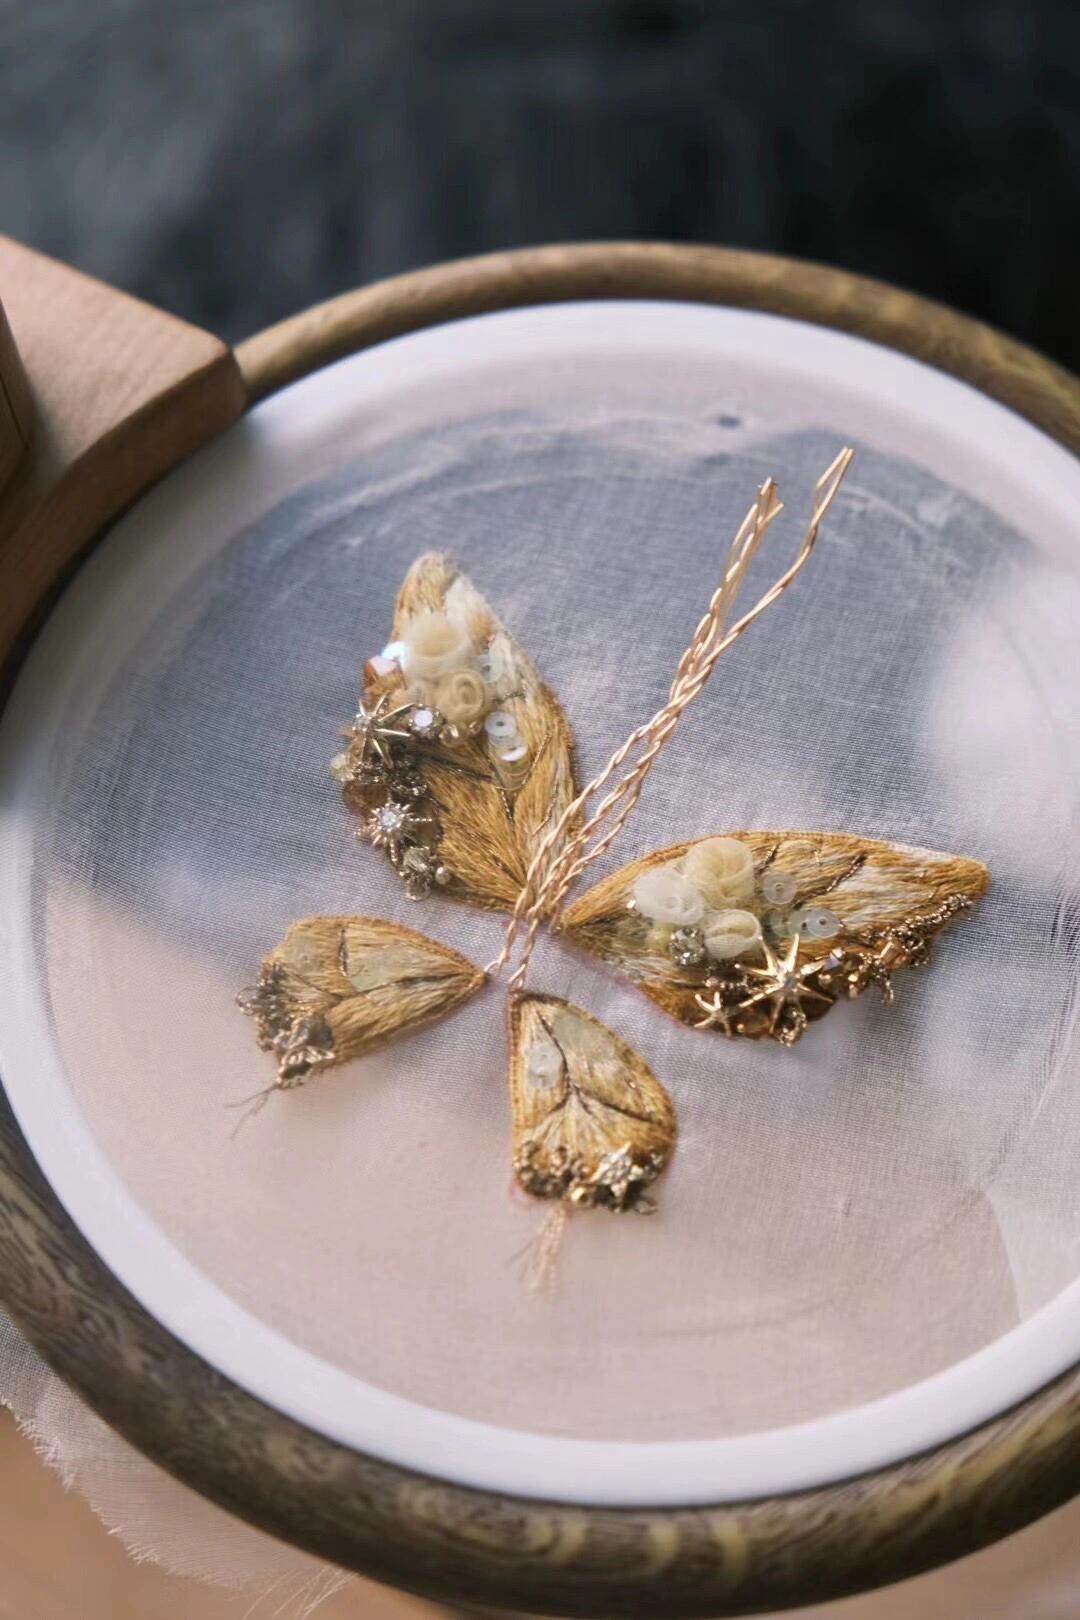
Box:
238, 452, 988, 1220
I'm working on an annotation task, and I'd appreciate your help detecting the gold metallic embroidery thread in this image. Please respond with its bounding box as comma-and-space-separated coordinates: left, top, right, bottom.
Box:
236, 448, 987, 1231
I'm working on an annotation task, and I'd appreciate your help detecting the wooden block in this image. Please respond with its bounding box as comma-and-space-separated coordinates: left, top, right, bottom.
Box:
0, 292, 32, 493
0, 237, 246, 677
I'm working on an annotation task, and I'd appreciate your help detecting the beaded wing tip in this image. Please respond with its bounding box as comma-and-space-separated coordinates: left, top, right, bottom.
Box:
558, 832, 988, 1045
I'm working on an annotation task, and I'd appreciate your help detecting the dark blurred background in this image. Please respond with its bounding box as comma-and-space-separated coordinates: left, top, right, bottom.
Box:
2, 0, 1077, 365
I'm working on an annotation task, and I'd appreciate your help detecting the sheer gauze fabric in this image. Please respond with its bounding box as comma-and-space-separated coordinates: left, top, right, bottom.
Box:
19, 397, 1080, 1435
1, 324, 1079, 1591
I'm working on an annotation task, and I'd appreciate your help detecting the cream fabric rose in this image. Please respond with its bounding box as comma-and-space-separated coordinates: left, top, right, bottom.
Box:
401, 611, 472, 680
631, 865, 705, 927
681, 837, 755, 907
704, 909, 763, 962
435, 667, 489, 726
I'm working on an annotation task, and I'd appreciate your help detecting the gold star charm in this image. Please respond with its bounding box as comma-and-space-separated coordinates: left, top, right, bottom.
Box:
692, 989, 736, 1037
362, 798, 436, 863
349, 692, 414, 770
736, 934, 834, 1045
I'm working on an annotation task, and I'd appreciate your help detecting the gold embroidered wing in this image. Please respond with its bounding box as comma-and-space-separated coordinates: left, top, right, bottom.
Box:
508, 993, 676, 1211
237, 916, 485, 1085
335, 553, 576, 912
559, 832, 989, 1045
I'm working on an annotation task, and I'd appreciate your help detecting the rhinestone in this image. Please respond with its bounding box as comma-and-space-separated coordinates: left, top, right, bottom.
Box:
484, 710, 519, 741
378, 804, 405, 834
762, 872, 798, 906
669, 926, 706, 967
496, 742, 528, 764
391, 771, 426, 801
410, 706, 437, 736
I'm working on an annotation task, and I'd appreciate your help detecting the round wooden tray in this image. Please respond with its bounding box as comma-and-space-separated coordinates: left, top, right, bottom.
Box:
1, 242, 1078, 1618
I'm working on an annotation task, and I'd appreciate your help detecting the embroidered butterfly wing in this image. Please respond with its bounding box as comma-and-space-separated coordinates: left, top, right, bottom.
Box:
559, 832, 989, 1044
508, 993, 676, 1211
238, 916, 486, 1084
339, 552, 577, 912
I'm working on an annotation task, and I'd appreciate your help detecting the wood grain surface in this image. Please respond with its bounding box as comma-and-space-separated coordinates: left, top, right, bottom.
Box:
0, 292, 32, 496
0, 236, 245, 675
237, 242, 1080, 457
0, 241, 1078, 1616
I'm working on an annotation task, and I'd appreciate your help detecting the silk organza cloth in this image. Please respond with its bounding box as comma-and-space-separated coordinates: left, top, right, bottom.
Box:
27, 414, 1079, 1440
1, 318, 1078, 1603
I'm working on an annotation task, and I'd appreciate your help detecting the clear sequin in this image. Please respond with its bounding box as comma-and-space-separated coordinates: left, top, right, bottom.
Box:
496, 742, 529, 764
381, 640, 407, 665
801, 906, 841, 940
762, 871, 798, 906
484, 710, 519, 741
764, 909, 795, 939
